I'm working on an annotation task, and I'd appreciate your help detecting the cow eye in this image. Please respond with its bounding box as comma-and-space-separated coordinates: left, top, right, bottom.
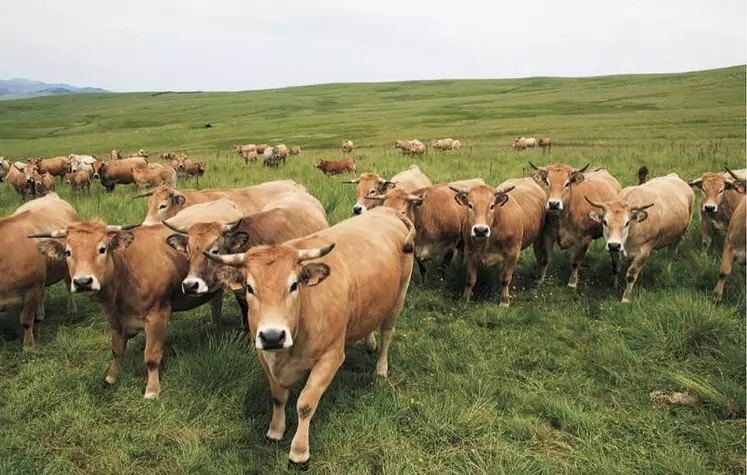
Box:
289, 281, 298, 293
368, 188, 376, 195
624, 221, 630, 228
602, 219, 608, 227
246, 284, 255, 295
65, 249, 72, 258
210, 247, 219, 255
158, 202, 168, 210
489, 203, 495, 210
98, 246, 106, 255
468, 203, 473, 209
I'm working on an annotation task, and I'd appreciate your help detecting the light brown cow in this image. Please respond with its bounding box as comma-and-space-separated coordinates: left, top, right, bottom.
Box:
235, 144, 256, 155
30, 156, 71, 177
3, 194, 79, 345
687, 168, 747, 250
314, 157, 356, 176
713, 169, 747, 302
182, 159, 206, 177
512, 137, 538, 151
132, 165, 177, 190
243, 150, 258, 164
7, 162, 38, 199
431, 138, 456, 151
530, 162, 622, 288
111, 150, 122, 160
289, 146, 301, 156
139, 180, 302, 225
205, 206, 415, 468
33, 172, 56, 196
452, 178, 548, 305
452, 140, 462, 150
346, 165, 432, 215
65, 171, 92, 193
99, 157, 148, 191
341, 140, 355, 154
586, 173, 694, 302
538, 137, 552, 149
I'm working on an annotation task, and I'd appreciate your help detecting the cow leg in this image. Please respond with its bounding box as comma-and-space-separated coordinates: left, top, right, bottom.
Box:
462, 253, 478, 302
713, 241, 734, 302
441, 248, 455, 270
622, 246, 652, 303
235, 293, 250, 333
415, 258, 428, 280
364, 332, 377, 353
289, 349, 344, 468
609, 250, 621, 282
63, 275, 77, 314
499, 249, 521, 308
35, 288, 46, 322
20, 287, 43, 347
209, 291, 223, 330
568, 237, 592, 289
105, 328, 129, 386
699, 213, 712, 252
258, 354, 289, 441
533, 233, 551, 284
143, 312, 168, 399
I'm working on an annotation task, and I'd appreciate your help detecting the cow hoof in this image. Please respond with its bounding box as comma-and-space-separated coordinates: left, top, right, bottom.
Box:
265, 429, 285, 442
143, 390, 159, 400
712, 294, 723, 304
288, 457, 310, 471
499, 302, 510, 308
567, 282, 578, 290
104, 375, 117, 386
621, 297, 631, 304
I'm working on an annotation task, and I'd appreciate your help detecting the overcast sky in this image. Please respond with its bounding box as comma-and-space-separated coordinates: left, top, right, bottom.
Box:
1, 0, 744, 92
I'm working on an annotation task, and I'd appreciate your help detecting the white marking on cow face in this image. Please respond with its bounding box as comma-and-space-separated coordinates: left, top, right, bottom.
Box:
71, 274, 101, 293
255, 324, 293, 350
352, 204, 367, 215
471, 224, 491, 238
182, 276, 209, 295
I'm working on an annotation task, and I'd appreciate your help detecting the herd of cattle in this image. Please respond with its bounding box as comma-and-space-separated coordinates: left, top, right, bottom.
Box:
0, 144, 745, 467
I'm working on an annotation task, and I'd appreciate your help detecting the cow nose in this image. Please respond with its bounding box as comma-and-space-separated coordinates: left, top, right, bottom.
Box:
258, 328, 287, 350
182, 279, 199, 294
607, 242, 622, 252
352, 205, 364, 215
472, 225, 490, 237
703, 204, 717, 213
93, 173, 100, 179
73, 276, 94, 290
548, 200, 561, 210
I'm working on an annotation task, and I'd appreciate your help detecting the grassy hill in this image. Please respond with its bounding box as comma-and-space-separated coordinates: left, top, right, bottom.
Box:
0, 66, 744, 474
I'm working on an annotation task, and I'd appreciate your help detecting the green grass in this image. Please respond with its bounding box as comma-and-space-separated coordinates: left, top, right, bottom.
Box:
0, 65, 745, 474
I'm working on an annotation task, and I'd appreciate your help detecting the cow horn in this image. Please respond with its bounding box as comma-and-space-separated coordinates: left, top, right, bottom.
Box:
632, 203, 654, 212
342, 178, 360, 184
106, 224, 141, 233
584, 196, 605, 209
203, 251, 247, 267
528, 161, 539, 170
162, 220, 188, 234
448, 186, 466, 195
221, 220, 242, 233
406, 194, 423, 202
725, 165, 743, 184
368, 194, 386, 201
27, 229, 67, 238
297, 243, 335, 262
495, 185, 516, 195
575, 163, 590, 173
134, 189, 155, 198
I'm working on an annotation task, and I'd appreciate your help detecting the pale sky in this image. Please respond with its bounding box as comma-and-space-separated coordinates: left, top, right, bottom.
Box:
1, 0, 744, 92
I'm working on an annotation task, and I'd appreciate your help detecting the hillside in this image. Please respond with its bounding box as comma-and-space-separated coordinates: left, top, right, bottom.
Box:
0, 78, 109, 101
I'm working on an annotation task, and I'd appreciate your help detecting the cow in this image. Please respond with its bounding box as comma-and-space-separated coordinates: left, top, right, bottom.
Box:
181, 159, 206, 177
3, 194, 79, 346
0, 157, 9, 182
431, 138, 456, 151
529, 162, 622, 288
289, 146, 301, 156
111, 150, 122, 160
129, 149, 149, 159
272, 144, 289, 165
687, 168, 747, 250
69, 154, 100, 178
65, 171, 92, 193
346, 164, 432, 215
539, 137, 552, 150
33, 172, 56, 196
713, 168, 747, 302
235, 144, 256, 156
204, 206, 415, 468
138, 180, 302, 225
262, 147, 281, 168
452, 140, 461, 150
314, 157, 356, 176
160, 151, 182, 161
451, 177, 548, 305
585, 172, 694, 302
341, 140, 355, 154
30, 156, 71, 178
132, 165, 177, 190
512, 137, 538, 151
7, 162, 38, 199
99, 157, 148, 191
256, 144, 269, 154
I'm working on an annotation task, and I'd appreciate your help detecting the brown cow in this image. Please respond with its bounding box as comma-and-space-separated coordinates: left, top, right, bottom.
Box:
99, 157, 148, 191
530, 162, 622, 288
451, 178, 548, 305
7, 162, 38, 199
431, 138, 456, 151
586, 173, 694, 302
132, 165, 177, 190
182, 159, 206, 177
539, 137, 552, 149
65, 171, 92, 193
243, 150, 258, 164
314, 157, 356, 176
713, 169, 747, 302
687, 168, 747, 250
33, 172, 56, 196
289, 146, 301, 156
139, 180, 302, 225
346, 165, 432, 215
206, 206, 415, 468
30, 156, 71, 178
341, 140, 355, 154
4, 194, 79, 345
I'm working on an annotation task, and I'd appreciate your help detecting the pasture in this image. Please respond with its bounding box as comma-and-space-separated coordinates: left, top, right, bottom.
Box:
0, 65, 745, 474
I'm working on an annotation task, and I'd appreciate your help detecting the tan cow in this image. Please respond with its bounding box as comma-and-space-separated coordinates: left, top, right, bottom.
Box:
713, 169, 747, 302
289, 146, 301, 156
431, 138, 456, 151
111, 150, 122, 160
99, 157, 148, 191
65, 171, 92, 193
7, 162, 38, 199
139, 180, 302, 225
687, 168, 747, 250
4, 194, 79, 345
586, 173, 694, 302
129, 149, 149, 159
30, 156, 71, 178
205, 206, 415, 468
182, 159, 206, 177
408, 140, 426, 156
314, 157, 356, 176
539, 137, 552, 149
346, 165, 432, 215
33, 172, 56, 196
530, 162, 622, 288
235, 144, 256, 156
132, 165, 177, 190
452, 140, 462, 150
341, 140, 355, 154
451, 178, 548, 305
512, 137, 538, 151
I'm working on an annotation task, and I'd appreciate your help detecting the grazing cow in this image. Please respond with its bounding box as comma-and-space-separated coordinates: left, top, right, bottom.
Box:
341, 140, 355, 154
3, 194, 79, 345
242, 150, 258, 164
346, 164, 432, 215
713, 169, 747, 302
687, 168, 747, 250
138, 180, 302, 225
65, 171, 92, 193
181, 159, 206, 177
235, 144, 256, 156
111, 150, 122, 160
452, 140, 462, 150
539, 137, 552, 149
431, 138, 456, 151
33, 172, 56, 196
7, 162, 38, 199
206, 206, 415, 468
314, 157, 356, 176
160, 151, 182, 161
30, 156, 71, 178
586, 172, 694, 302
132, 165, 177, 190
289, 146, 301, 156
256, 144, 269, 154
99, 157, 148, 191
394, 139, 426, 156
530, 162, 622, 288
0, 157, 10, 182
512, 137, 538, 151
451, 177, 548, 305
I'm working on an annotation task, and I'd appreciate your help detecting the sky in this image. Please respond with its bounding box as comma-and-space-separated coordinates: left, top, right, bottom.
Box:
0, 0, 745, 92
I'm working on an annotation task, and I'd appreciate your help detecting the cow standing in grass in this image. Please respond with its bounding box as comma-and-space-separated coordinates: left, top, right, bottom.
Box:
687, 168, 747, 251
347, 164, 432, 215
712, 168, 746, 302
314, 157, 356, 176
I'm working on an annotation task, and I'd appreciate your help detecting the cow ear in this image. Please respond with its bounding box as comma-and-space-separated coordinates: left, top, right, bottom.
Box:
299, 263, 330, 287
453, 192, 468, 207
37, 240, 65, 262
216, 267, 244, 292
226, 232, 250, 253
171, 194, 185, 207
588, 211, 602, 223
166, 234, 188, 253
531, 169, 547, 184
687, 178, 703, 188
109, 231, 134, 252
570, 172, 585, 184
631, 210, 649, 223
495, 193, 510, 207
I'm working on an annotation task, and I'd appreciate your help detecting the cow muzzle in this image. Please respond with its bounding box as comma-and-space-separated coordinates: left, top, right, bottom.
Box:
547, 199, 563, 211
606, 241, 622, 252
352, 204, 366, 215
256, 325, 293, 351
182, 277, 209, 295
471, 224, 491, 238
71, 275, 100, 293
702, 204, 717, 213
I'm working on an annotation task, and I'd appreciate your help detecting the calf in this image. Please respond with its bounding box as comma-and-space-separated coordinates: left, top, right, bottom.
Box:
65, 171, 92, 193
586, 173, 694, 302
33, 172, 56, 196
182, 159, 206, 177
687, 168, 747, 250
539, 137, 552, 149
712, 168, 747, 302
314, 157, 356, 176
99, 157, 148, 191
346, 165, 432, 215
132, 165, 177, 190
7, 162, 38, 199
289, 146, 301, 156
206, 206, 415, 468
452, 178, 547, 305
341, 140, 355, 154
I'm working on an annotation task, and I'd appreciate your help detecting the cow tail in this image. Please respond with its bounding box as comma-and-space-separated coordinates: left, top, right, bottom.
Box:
637, 165, 649, 185
397, 212, 416, 253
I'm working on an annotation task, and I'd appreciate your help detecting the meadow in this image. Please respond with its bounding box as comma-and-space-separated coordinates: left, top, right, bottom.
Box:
0, 65, 744, 474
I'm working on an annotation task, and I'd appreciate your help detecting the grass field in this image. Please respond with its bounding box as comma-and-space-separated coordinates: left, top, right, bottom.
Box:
0, 65, 745, 474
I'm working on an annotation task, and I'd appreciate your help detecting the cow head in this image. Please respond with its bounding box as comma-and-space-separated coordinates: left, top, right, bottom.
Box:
91, 159, 103, 179
586, 197, 653, 255
529, 162, 589, 212
451, 184, 514, 239
345, 173, 394, 215
367, 188, 423, 222
15, 162, 38, 186
64, 172, 75, 185
139, 186, 186, 225
688, 171, 742, 213
29, 221, 140, 294
206, 243, 335, 351
0, 158, 9, 182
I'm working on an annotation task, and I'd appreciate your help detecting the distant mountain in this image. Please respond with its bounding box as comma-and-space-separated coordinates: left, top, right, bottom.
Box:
0, 78, 110, 100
